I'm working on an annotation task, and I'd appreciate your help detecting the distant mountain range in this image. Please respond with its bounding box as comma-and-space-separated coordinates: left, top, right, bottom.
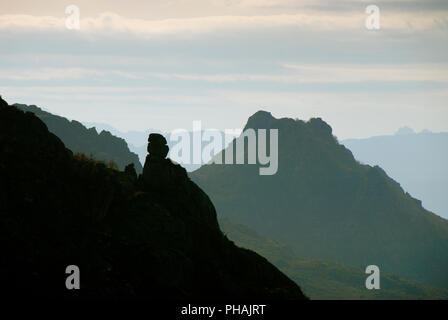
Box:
15, 104, 142, 173
83, 121, 158, 150
191, 111, 448, 288
84, 121, 448, 221
342, 127, 448, 219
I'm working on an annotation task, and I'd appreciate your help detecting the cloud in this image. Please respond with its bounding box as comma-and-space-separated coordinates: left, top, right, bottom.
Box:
1, 1, 447, 138
2, 63, 448, 84
0, 14, 65, 31
0, 9, 446, 39
0, 68, 140, 81
280, 63, 448, 83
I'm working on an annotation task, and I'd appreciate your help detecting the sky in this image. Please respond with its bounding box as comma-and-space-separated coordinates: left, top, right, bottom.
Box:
0, 0, 447, 139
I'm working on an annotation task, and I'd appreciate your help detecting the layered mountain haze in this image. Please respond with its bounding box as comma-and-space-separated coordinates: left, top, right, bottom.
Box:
3, 0, 448, 306
15, 104, 142, 173
0, 97, 306, 299
3, 96, 447, 299
83, 122, 156, 148
191, 111, 448, 288
343, 129, 448, 219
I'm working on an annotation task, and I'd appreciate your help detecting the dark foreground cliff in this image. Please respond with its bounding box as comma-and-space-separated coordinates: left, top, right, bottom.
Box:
0, 97, 306, 300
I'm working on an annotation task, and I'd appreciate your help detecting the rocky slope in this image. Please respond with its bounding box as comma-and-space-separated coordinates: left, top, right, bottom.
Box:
14, 103, 142, 173
191, 111, 448, 288
343, 129, 448, 219
219, 218, 448, 299
0, 98, 305, 299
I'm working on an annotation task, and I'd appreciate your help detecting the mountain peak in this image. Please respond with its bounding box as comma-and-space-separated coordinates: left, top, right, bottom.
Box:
307, 117, 333, 137
244, 110, 276, 130
0, 95, 7, 108
244, 110, 334, 142
251, 110, 275, 119
395, 126, 415, 135
191, 111, 448, 288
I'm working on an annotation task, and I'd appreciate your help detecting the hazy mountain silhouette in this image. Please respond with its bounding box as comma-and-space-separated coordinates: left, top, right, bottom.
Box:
0, 97, 305, 299
191, 111, 448, 288
15, 104, 142, 173
342, 128, 448, 219
219, 218, 448, 299
83, 121, 159, 151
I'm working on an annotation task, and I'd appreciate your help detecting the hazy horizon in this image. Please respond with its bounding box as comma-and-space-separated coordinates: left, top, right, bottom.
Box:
1, 0, 448, 139
12, 101, 448, 143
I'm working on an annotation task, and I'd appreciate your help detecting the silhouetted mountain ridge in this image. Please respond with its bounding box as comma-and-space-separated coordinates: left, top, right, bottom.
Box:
0, 98, 305, 299
14, 103, 142, 173
191, 110, 448, 288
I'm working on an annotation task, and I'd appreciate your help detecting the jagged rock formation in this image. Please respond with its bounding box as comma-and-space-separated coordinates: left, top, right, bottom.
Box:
191, 110, 448, 288
147, 133, 169, 159
14, 103, 142, 173
140, 133, 189, 192
0, 97, 306, 299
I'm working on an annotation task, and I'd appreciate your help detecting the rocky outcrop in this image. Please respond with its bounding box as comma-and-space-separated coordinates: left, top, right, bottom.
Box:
140, 133, 189, 192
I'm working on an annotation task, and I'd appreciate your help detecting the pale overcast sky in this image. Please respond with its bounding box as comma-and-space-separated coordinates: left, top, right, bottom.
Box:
0, 0, 447, 138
